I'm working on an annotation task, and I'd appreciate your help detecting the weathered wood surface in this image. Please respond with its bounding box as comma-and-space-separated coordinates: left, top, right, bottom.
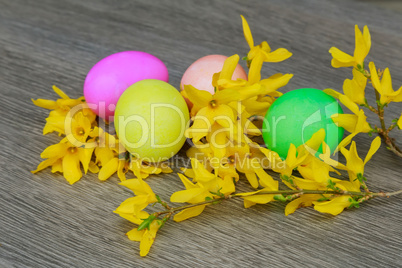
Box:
1, 0, 401, 267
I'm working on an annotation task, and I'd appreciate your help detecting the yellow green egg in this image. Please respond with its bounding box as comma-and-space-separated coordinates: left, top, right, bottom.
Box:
115, 79, 189, 162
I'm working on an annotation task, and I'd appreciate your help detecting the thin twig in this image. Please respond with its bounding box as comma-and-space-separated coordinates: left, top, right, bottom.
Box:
155, 189, 402, 216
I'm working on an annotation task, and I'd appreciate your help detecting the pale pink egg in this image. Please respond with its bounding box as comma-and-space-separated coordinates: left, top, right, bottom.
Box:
180, 55, 248, 107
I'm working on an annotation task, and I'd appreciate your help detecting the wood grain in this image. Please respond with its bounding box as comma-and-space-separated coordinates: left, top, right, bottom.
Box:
0, 0, 401, 267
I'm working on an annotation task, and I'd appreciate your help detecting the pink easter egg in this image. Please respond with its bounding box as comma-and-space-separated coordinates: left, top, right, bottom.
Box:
84, 51, 169, 121
180, 54, 247, 107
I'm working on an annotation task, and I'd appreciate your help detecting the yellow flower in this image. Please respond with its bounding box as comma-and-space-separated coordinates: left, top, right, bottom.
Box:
312, 182, 360, 216
324, 89, 371, 150
185, 143, 215, 167
170, 173, 214, 222
99, 157, 129, 181
340, 137, 381, 188
32, 85, 83, 110
298, 157, 333, 185
313, 196, 352, 216
171, 159, 236, 222
31, 138, 94, 184
204, 123, 232, 162
129, 158, 172, 180
285, 195, 322, 216
185, 145, 239, 182
211, 53, 292, 117
65, 112, 92, 145
186, 139, 277, 190
97, 138, 173, 181
329, 25, 371, 68
242, 96, 275, 117
87, 127, 125, 181
114, 179, 158, 219
261, 128, 326, 177
284, 180, 359, 216
126, 220, 161, 257
256, 73, 292, 103
241, 15, 292, 64
32, 85, 97, 135
42, 109, 69, 135
189, 158, 236, 195
184, 85, 240, 142
114, 179, 166, 257
237, 188, 276, 209
212, 54, 245, 91
369, 62, 402, 105
89, 128, 122, 175
318, 141, 347, 170
397, 113, 402, 129
229, 143, 278, 189
343, 68, 367, 105
228, 103, 261, 137
236, 58, 293, 116
216, 157, 239, 182
285, 178, 361, 216
261, 144, 301, 177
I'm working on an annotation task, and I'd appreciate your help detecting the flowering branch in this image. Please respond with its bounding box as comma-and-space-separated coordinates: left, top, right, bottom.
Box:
153, 188, 402, 217
361, 71, 402, 157
329, 25, 402, 157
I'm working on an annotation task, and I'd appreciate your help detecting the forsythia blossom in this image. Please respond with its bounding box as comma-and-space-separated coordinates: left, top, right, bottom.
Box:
241, 15, 292, 64
329, 25, 371, 69
32, 86, 172, 184
369, 62, 402, 105
114, 179, 161, 257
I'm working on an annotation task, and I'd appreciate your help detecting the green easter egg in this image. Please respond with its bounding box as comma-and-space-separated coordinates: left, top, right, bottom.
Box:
262, 88, 344, 159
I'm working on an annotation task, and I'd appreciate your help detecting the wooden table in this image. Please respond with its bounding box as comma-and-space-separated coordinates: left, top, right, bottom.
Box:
1, 0, 401, 267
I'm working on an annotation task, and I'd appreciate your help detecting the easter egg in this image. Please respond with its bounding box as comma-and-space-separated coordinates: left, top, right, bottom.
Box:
84, 51, 169, 121
262, 88, 344, 159
180, 55, 247, 107
114, 79, 189, 162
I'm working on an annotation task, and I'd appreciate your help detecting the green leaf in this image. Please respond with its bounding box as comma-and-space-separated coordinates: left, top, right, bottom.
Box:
356, 173, 367, 182
273, 195, 287, 202
327, 179, 341, 192
212, 200, 222, 205
156, 195, 162, 203
317, 194, 330, 202
348, 198, 360, 209
137, 215, 156, 231
210, 187, 224, 197
205, 196, 213, 201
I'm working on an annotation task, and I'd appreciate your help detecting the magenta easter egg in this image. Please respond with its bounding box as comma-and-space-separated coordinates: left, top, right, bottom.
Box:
180, 55, 247, 107
84, 51, 169, 121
